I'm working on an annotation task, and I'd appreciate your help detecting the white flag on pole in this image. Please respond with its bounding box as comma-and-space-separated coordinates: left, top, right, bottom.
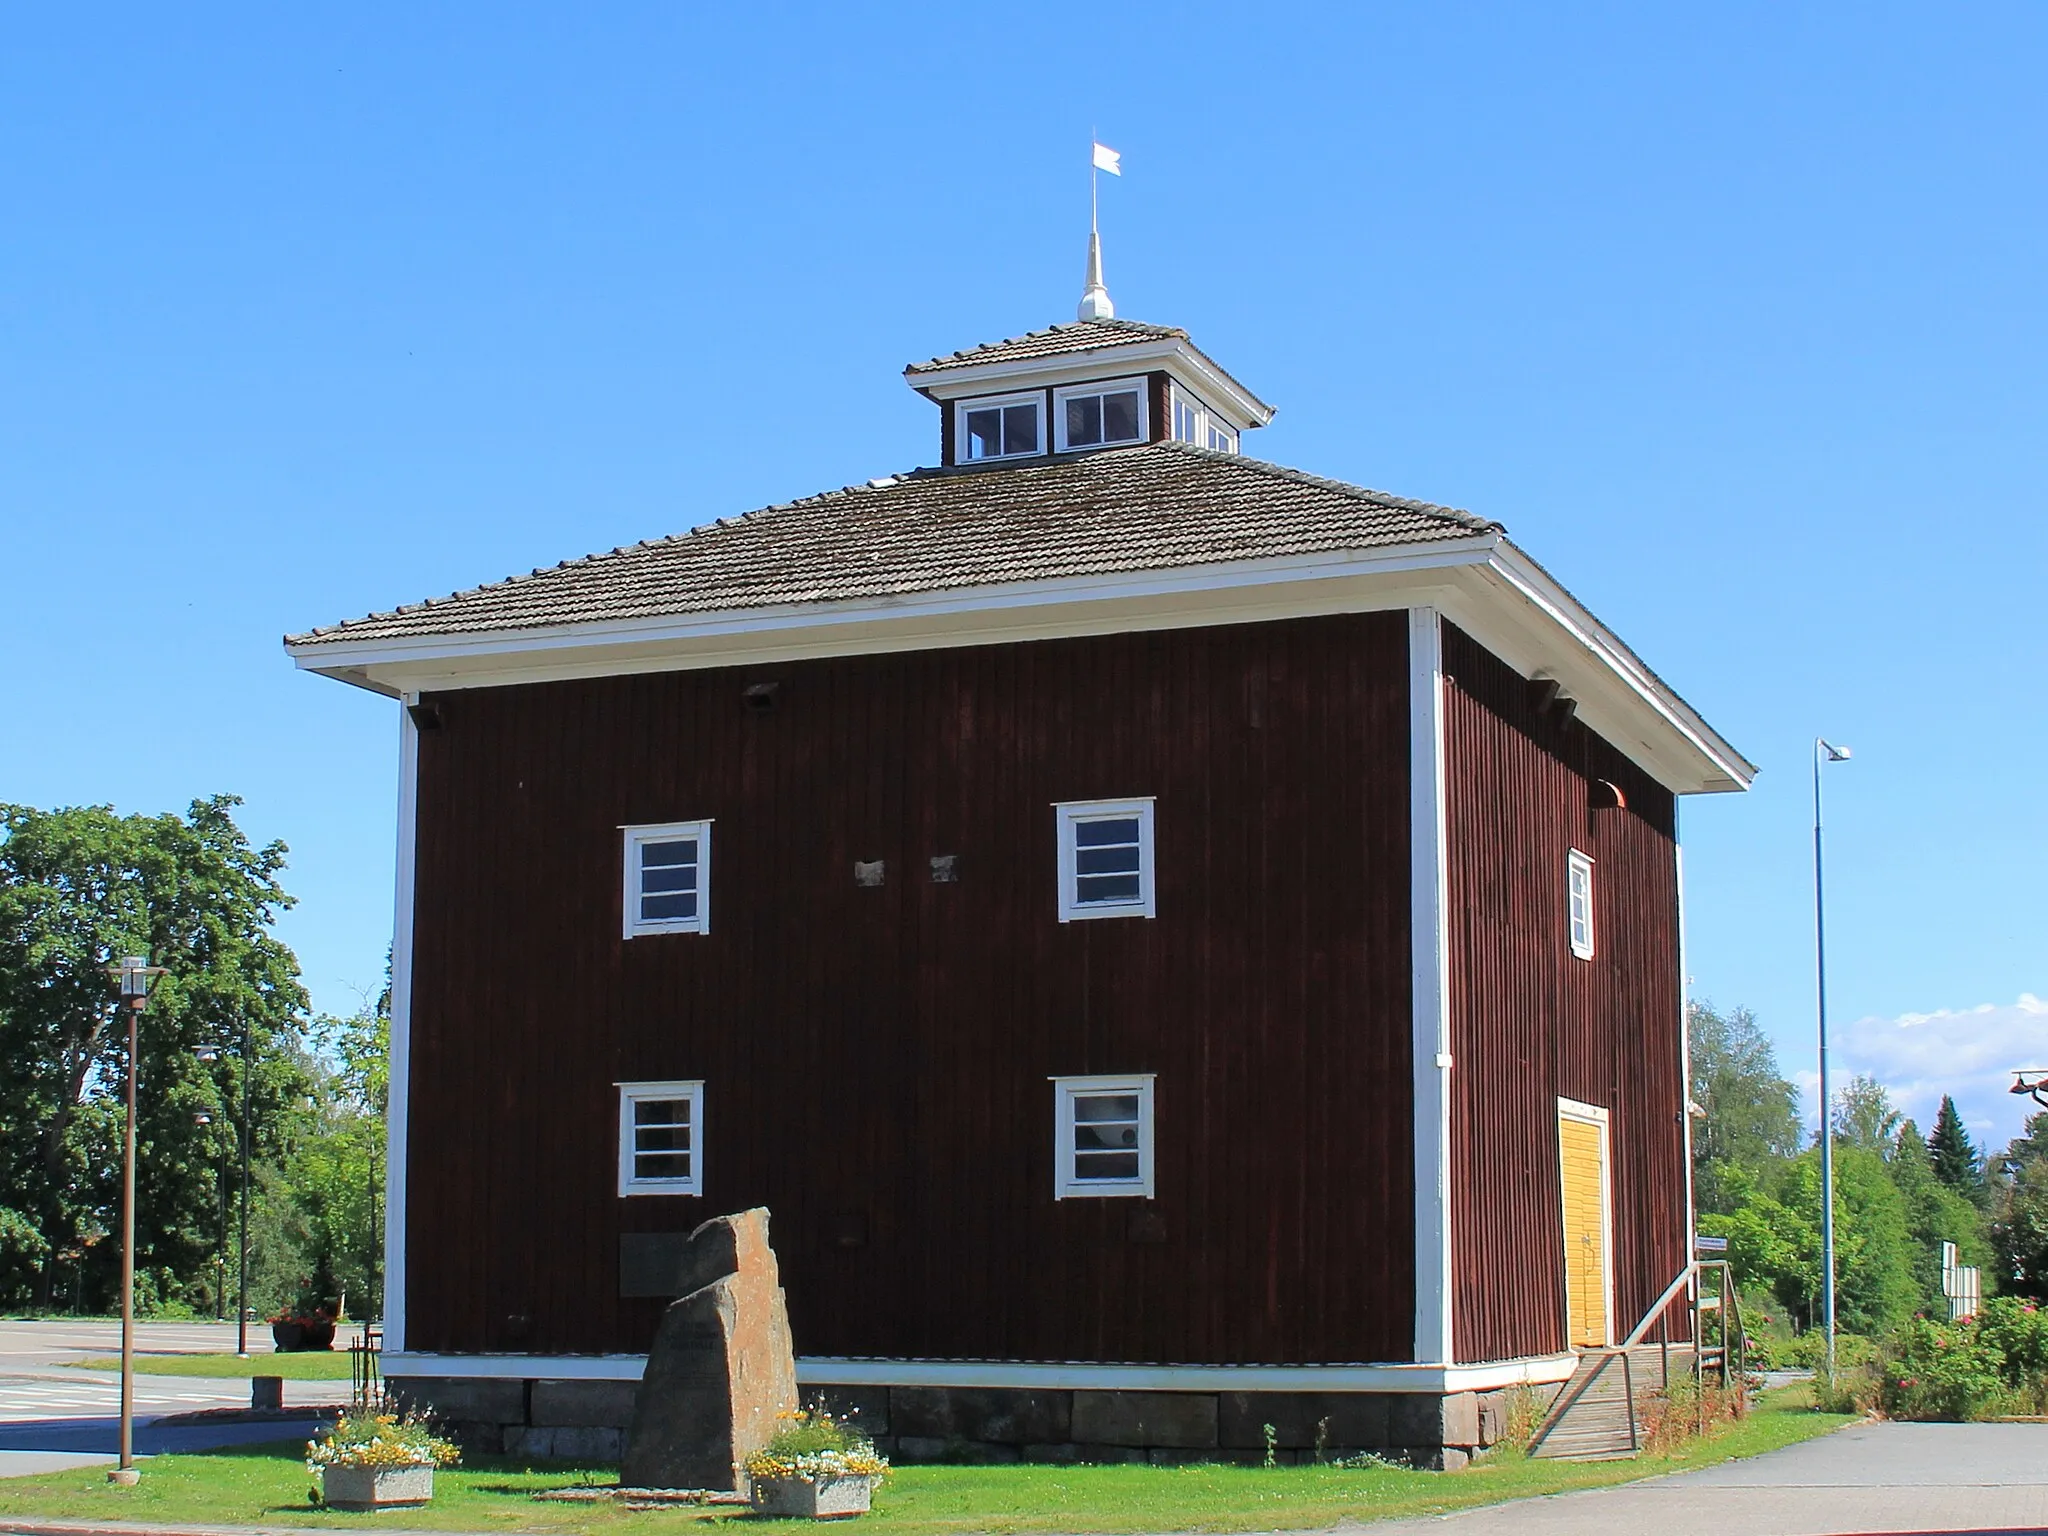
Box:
1092, 142, 1122, 176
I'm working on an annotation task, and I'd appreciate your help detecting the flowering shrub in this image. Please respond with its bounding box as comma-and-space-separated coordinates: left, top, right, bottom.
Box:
306, 1411, 461, 1473
744, 1409, 889, 1483
1976, 1297, 2048, 1409
1878, 1315, 2005, 1422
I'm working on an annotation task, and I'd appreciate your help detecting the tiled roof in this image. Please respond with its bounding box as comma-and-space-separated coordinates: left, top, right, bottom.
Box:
287, 442, 1498, 647
905, 319, 1187, 376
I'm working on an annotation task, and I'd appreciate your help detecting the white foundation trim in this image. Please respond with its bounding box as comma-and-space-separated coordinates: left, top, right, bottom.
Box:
384, 699, 420, 1354
1409, 606, 1455, 1367
379, 1352, 1581, 1394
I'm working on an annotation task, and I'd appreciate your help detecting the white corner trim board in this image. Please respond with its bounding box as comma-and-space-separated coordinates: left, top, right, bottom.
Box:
1408, 607, 1455, 1367
377, 1352, 1581, 1394
384, 699, 420, 1355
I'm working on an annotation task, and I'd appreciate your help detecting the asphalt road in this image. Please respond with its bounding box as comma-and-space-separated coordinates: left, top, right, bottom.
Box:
0, 1320, 351, 1478
1351, 1420, 2048, 1536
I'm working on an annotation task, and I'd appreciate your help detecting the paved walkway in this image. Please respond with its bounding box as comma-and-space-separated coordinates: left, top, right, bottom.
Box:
0, 1322, 350, 1480
1352, 1421, 2048, 1535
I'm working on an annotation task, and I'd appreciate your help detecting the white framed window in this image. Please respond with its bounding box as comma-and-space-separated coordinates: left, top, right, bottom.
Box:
1568, 848, 1595, 960
957, 392, 1043, 461
1054, 798, 1156, 921
1168, 383, 1238, 455
1054, 377, 1148, 451
623, 821, 711, 938
1052, 1074, 1155, 1198
617, 1080, 703, 1196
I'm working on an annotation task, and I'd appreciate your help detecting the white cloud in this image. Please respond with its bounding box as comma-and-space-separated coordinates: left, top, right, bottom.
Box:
1792, 993, 2048, 1156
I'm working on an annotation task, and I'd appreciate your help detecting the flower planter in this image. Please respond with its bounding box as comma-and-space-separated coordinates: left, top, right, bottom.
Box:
321, 1464, 434, 1510
272, 1320, 336, 1352
750, 1475, 874, 1520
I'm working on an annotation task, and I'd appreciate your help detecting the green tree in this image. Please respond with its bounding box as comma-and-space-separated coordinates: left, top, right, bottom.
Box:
1931, 1095, 1987, 1204
1991, 1156, 2048, 1300
1688, 1001, 1802, 1214
1833, 1075, 1902, 1157
1891, 1120, 1994, 1314
1703, 1146, 1917, 1334
0, 797, 313, 1311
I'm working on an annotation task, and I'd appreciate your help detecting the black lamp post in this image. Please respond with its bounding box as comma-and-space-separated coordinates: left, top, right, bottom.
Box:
105, 953, 165, 1486
196, 1009, 255, 1356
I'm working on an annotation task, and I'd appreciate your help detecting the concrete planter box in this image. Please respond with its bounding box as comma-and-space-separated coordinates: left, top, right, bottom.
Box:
321, 1464, 435, 1510
750, 1475, 874, 1519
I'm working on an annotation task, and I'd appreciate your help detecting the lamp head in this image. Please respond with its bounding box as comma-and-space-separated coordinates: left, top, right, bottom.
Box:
1819, 740, 1852, 763
2013, 1070, 2048, 1108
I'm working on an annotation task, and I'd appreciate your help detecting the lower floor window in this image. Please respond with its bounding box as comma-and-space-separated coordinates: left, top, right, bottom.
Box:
1052, 1074, 1156, 1198
618, 1080, 704, 1195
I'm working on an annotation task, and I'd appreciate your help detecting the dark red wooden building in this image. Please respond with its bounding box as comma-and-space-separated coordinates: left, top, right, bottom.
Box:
289, 282, 1752, 1467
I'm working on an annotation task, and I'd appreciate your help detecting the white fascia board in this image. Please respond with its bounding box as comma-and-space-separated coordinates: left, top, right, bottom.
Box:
286, 537, 1497, 684
908, 341, 1274, 427
288, 532, 1751, 796
381, 1351, 1581, 1393
1442, 546, 1756, 794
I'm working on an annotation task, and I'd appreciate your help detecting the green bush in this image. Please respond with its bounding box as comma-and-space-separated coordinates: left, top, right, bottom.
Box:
1878, 1315, 2006, 1421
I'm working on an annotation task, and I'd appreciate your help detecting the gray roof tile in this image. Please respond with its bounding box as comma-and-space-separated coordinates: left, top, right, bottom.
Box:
905, 318, 1186, 375
287, 442, 1497, 647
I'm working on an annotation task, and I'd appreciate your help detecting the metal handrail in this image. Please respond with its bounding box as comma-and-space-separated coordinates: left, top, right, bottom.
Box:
1528, 1256, 1732, 1455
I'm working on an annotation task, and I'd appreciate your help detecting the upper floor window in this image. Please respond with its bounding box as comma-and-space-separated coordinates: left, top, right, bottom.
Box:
1054, 798, 1156, 921
1055, 378, 1147, 452
623, 820, 711, 938
1169, 383, 1237, 454
1568, 849, 1595, 960
959, 393, 1043, 461
1052, 1074, 1156, 1198
618, 1080, 703, 1195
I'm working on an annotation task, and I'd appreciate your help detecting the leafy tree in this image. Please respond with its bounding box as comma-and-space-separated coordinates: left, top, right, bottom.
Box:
1688, 1001, 1802, 1214
1892, 1119, 1995, 1314
1991, 1156, 2048, 1301
1703, 1146, 1917, 1334
0, 797, 313, 1311
1833, 1075, 1902, 1157
1932, 1095, 1987, 1203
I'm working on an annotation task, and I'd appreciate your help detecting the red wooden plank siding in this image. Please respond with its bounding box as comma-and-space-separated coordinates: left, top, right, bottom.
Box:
1440, 623, 1691, 1364
403, 612, 1417, 1366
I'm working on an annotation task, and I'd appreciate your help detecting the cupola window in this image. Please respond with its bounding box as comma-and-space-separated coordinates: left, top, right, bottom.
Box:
959, 393, 1043, 461
1169, 383, 1238, 454
1055, 378, 1147, 451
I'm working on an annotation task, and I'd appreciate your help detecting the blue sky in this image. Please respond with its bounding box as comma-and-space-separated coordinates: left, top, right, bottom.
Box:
4, 5, 2042, 1146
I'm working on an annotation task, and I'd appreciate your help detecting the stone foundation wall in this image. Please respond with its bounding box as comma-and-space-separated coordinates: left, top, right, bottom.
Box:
388, 1377, 1542, 1472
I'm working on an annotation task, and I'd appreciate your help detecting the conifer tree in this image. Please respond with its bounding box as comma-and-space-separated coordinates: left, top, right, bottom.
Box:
1930, 1095, 1986, 1202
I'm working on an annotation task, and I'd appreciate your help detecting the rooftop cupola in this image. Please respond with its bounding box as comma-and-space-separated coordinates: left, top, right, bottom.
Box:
904, 311, 1276, 469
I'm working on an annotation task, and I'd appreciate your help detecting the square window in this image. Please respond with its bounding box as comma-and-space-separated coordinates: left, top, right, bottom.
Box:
1568, 849, 1595, 960
1169, 384, 1238, 455
1052, 1075, 1155, 1198
618, 1080, 704, 1196
958, 393, 1044, 461
1054, 378, 1148, 451
623, 821, 712, 937
1055, 798, 1156, 921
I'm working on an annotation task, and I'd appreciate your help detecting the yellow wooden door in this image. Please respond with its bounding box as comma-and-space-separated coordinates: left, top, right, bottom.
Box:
1559, 1113, 1610, 1347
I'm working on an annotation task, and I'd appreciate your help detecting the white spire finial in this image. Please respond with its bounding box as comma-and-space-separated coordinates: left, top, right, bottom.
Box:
1079, 141, 1120, 321
1078, 230, 1114, 321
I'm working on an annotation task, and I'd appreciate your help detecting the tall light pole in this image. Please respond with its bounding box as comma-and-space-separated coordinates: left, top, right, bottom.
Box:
196, 1007, 255, 1356
106, 953, 165, 1486
1814, 739, 1851, 1381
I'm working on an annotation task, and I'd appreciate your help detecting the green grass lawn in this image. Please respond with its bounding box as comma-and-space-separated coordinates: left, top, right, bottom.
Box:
66, 1352, 357, 1381
0, 1389, 1852, 1533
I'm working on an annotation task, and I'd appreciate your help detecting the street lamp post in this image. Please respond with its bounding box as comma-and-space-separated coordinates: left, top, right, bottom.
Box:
1814, 739, 1851, 1382
106, 953, 165, 1486
196, 1008, 255, 1356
